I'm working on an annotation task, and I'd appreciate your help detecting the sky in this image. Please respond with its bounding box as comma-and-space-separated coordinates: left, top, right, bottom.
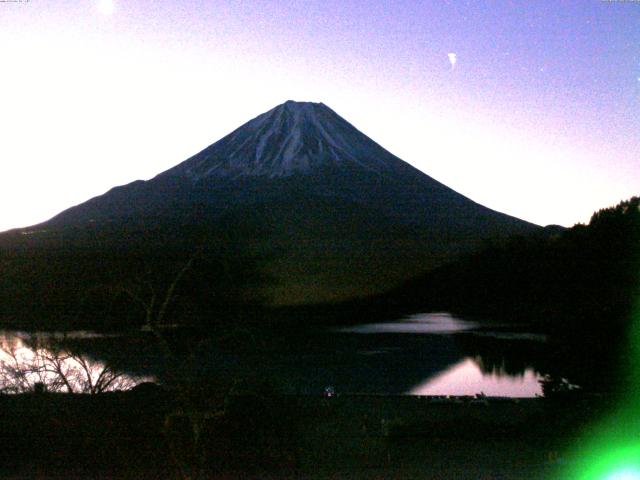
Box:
0, 0, 638, 231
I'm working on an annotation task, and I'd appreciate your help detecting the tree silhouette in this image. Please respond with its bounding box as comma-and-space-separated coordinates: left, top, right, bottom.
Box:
0, 333, 144, 394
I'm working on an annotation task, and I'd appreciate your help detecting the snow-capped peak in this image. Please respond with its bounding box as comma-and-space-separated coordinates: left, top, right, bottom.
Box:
165, 101, 398, 181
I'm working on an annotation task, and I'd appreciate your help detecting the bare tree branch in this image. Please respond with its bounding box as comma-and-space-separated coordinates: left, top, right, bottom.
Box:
0, 335, 145, 394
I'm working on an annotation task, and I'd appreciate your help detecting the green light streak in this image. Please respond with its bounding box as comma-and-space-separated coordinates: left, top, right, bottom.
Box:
605, 469, 640, 480
547, 199, 639, 479
559, 300, 640, 480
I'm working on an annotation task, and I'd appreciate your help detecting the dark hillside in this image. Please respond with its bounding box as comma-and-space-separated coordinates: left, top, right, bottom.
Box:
384, 197, 640, 392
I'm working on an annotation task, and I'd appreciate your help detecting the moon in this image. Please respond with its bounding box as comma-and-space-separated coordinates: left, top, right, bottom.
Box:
97, 0, 114, 16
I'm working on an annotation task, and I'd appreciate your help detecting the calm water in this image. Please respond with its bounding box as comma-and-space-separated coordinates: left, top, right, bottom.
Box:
0, 313, 546, 397
335, 313, 543, 397
338, 312, 478, 334
410, 358, 541, 397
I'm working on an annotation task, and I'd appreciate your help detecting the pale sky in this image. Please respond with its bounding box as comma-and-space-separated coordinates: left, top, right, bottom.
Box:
1, 0, 638, 232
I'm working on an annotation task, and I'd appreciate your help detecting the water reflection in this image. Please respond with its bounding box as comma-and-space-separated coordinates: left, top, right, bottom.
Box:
335, 313, 547, 397
338, 313, 478, 334
0, 332, 153, 394
0, 312, 549, 398
410, 357, 542, 397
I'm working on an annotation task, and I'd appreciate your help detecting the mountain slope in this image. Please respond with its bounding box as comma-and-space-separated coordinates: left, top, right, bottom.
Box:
8, 101, 538, 311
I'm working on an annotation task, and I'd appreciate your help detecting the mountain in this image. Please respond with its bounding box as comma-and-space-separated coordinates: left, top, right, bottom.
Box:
1, 101, 538, 326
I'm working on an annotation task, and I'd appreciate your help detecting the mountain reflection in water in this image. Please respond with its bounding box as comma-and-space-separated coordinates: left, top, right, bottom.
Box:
336, 313, 544, 397
0, 312, 547, 398
410, 357, 542, 397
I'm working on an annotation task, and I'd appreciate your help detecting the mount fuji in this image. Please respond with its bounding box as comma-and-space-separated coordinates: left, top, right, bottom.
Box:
7, 101, 538, 310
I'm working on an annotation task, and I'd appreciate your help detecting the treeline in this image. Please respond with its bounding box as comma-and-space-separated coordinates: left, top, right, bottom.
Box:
393, 197, 638, 325
387, 196, 640, 391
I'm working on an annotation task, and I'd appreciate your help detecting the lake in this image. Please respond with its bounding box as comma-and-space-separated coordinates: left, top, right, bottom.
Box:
333, 313, 544, 397
0, 313, 547, 397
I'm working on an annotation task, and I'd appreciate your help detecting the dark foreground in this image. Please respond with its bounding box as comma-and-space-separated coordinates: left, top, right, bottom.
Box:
0, 386, 611, 479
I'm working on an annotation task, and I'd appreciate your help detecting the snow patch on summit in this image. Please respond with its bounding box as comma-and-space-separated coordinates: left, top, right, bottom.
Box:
166, 101, 398, 182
